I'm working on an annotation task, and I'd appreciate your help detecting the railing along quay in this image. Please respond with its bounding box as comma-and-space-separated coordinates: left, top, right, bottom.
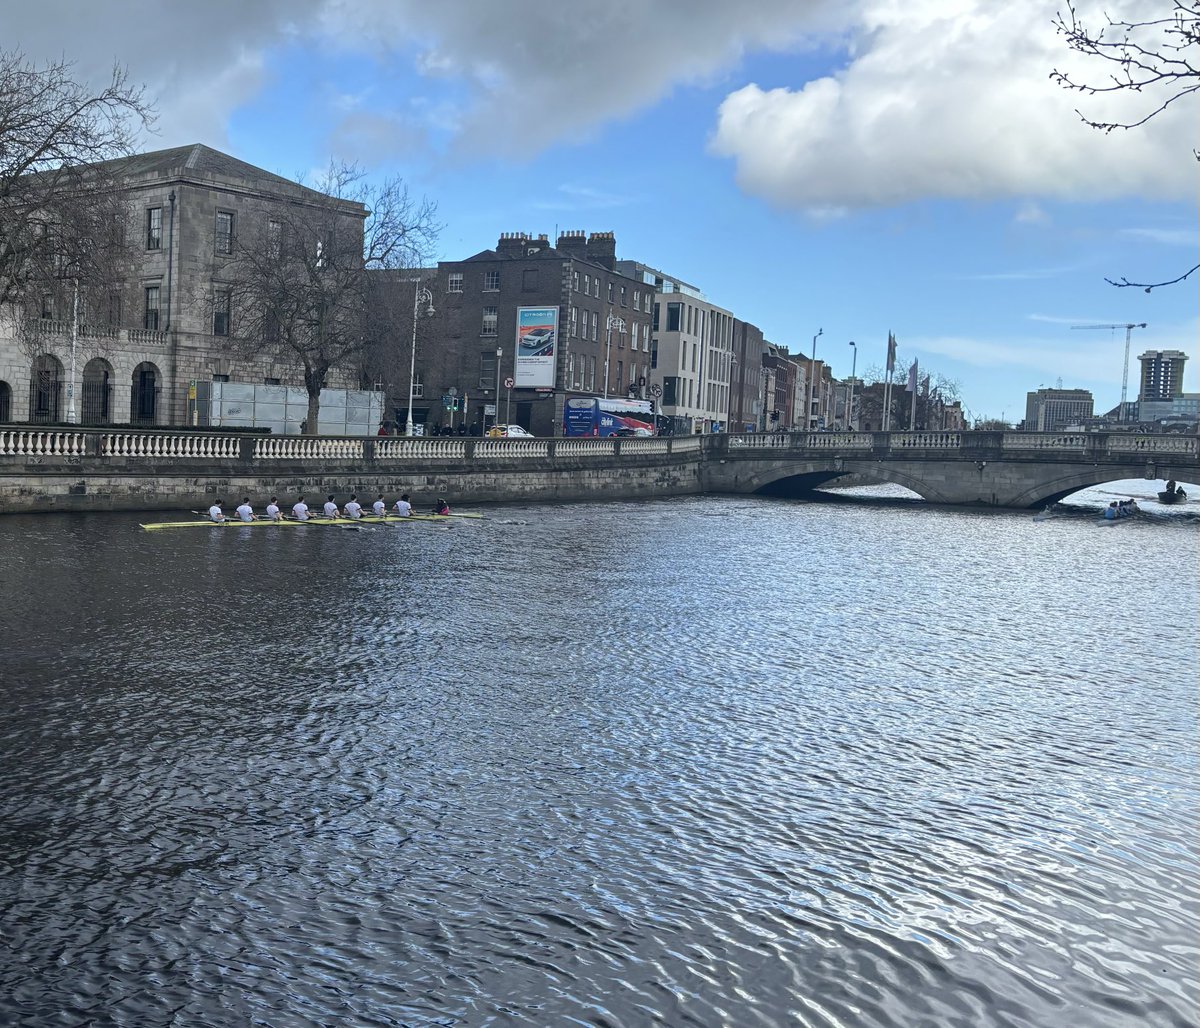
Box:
1, 427, 1196, 463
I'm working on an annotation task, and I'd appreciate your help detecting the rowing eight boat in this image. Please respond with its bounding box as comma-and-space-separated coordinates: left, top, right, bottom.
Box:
140, 512, 481, 531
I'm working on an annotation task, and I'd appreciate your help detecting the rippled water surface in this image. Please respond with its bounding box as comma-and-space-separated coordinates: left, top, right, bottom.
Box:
1, 487, 1197, 1027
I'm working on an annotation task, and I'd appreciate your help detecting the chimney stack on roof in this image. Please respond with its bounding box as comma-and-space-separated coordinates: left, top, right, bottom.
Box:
585, 231, 616, 270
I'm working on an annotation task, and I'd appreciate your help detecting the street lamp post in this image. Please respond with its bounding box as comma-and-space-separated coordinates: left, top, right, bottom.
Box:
604, 313, 625, 399
846, 340, 857, 431
807, 328, 822, 431
495, 346, 502, 429
405, 279, 434, 436
66, 276, 79, 424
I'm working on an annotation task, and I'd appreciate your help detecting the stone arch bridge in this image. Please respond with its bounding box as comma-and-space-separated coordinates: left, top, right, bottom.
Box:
705, 430, 1200, 508
0, 427, 1196, 513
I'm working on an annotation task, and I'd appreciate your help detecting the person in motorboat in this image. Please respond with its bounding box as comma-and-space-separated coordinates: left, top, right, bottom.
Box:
208, 500, 225, 523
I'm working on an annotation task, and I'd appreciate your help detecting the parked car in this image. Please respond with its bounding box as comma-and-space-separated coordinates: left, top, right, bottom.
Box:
614, 426, 654, 437
491, 424, 534, 438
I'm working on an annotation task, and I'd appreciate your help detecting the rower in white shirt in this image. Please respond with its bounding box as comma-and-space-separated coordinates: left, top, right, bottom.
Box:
344, 494, 363, 519
371, 494, 387, 517
322, 495, 340, 519
265, 497, 282, 521
292, 496, 310, 521
393, 493, 412, 517
235, 497, 255, 522
208, 500, 225, 523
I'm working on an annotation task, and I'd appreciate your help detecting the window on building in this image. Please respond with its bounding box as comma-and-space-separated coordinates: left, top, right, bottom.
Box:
146, 207, 162, 250
108, 293, 122, 327
583, 273, 590, 294
573, 270, 580, 292
620, 286, 626, 307
616, 361, 623, 392
479, 350, 498, 389
591, 311, 598, 341
267, 220, 282, 259
215, 211, 235, 254
522, 269, 538, 290
264, 377, 281, 385
608, 282, 614, 303
484, 270, 500, 291
653, 302, 660, 331
40, 294, 53, 319
651, 339, 658, 370
593, 278, 599, 298
587, 356, 596, 391
212, 374, 230, 382
213, 289, 231, 336
412, 371, 424, 398
448, 272, 463, 293
482, 306, 498, 336
631, 325, 638, 351
667, 302, 681, 332
570, 306, 578, 337
144, 285, 160, 330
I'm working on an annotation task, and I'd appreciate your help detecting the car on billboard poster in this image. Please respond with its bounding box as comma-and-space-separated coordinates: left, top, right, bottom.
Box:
515, 307, 558, 389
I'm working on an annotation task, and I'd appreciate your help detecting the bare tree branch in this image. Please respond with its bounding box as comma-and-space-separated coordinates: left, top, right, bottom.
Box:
1104, 262, 1200, 290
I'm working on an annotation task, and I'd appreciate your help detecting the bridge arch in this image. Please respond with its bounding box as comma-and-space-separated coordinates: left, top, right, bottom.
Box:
733, 458, 948, 503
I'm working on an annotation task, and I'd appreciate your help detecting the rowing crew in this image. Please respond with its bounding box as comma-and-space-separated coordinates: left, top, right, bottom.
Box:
1103, 499, 1139, 520
208, 492, 447, 523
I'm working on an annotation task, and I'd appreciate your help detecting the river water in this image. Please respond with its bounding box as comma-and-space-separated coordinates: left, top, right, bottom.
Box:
1, 483, 1197, 1027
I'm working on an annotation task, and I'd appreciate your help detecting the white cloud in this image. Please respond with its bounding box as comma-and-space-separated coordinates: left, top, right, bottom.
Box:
710, 0, 1197, 212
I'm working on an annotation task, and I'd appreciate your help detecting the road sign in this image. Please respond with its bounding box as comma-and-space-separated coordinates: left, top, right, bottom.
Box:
503, 376, 514, 390
649, 384, 663, 397
484, 403, 496, 416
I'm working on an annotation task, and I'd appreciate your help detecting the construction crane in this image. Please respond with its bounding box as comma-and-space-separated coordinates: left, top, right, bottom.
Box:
1070, 322, 1147, 421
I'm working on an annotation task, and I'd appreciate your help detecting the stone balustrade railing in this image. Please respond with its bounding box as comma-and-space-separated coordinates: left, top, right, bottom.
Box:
0, 428, 89, 456
101, 433, 241, 458
1105, 435, 1198, 454
0, 427, 1195, 464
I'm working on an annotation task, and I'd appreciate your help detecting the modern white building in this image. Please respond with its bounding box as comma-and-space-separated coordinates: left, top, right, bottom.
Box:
617, 261, 735, 433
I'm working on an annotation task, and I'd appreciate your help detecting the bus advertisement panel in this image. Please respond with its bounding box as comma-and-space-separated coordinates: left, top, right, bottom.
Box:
562, 396, 657, 437
515, 306, 558, 389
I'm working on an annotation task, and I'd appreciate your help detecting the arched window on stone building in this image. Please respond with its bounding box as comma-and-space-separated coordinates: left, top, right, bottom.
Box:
29, 355, 64, 424
82, 359, 114, 425
131, 361, 160, 426
0, 381, 11, 422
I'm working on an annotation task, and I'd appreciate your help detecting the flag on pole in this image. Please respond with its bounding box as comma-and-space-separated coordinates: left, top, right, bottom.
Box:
886, 332, 896, 373
906, 359, 918, 392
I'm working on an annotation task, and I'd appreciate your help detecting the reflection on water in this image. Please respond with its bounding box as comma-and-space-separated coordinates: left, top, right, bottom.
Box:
1, 489, 1197, 1027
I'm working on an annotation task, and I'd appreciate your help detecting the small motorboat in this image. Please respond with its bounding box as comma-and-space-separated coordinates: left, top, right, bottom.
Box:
1158, 483, 1187, 505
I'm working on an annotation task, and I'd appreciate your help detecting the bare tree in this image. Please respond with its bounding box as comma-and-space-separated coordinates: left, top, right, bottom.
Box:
0, 50, 153, 308
1052, 1, 1200, 291
220, 162, 439, 432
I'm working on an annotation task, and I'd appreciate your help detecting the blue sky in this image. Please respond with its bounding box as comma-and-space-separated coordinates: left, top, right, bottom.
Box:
11, 0, 1196, 421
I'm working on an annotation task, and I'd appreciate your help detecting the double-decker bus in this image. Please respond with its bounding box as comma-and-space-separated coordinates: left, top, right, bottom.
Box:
562, 396, 657, 437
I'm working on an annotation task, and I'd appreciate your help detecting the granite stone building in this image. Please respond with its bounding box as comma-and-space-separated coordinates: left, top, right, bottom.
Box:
0, 144, 364, 428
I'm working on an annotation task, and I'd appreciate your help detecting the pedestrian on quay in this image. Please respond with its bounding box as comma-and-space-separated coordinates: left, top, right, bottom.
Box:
265, 496, 282, 521
208, 500, 225, 523
372, 494, 387, 517
394, 493, 412, 517
323, 495, 341, 519
292, 496, 310, 521
235, 497, 256, 522
344, 494, 363, 519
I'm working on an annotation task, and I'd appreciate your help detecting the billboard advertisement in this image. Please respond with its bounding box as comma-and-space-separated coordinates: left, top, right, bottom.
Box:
515, 306, 558, 389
